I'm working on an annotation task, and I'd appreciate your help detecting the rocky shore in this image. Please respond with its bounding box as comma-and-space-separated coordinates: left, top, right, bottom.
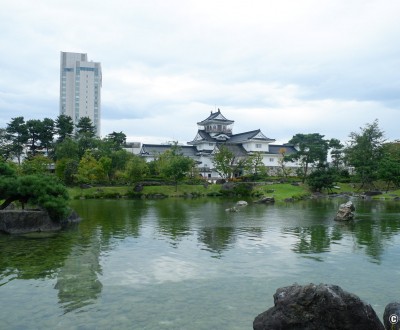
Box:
0, 209, 80, 234
254, 283, 398, 330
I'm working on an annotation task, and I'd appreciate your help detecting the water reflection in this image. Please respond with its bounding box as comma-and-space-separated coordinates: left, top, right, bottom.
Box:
1, 198, 400, 318
284, 225, 333, 254
154, 200, 191, 246
54, 228, 103, 313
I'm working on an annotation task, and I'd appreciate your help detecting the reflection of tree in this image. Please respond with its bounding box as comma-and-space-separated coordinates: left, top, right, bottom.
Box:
345, 201, 400, 263
198, 226, 236, 257
154, 200, 191, 245
72, 199, 146, 246
285, 225, 332, 254
0, 233, 71, 285
54, 229, 103, 313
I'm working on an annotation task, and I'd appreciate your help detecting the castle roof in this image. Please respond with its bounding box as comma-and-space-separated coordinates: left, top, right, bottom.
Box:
197, 109, 234, 126
228, 129, 275, 143
140, 144, 198, 157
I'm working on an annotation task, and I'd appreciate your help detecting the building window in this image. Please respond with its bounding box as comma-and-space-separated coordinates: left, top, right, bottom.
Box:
256, 144, 262, 148
209, 143, 214, 146
269, 158, 274, 162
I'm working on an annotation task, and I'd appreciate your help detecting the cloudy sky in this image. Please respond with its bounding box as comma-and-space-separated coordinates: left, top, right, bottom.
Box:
1, 0, 399, 145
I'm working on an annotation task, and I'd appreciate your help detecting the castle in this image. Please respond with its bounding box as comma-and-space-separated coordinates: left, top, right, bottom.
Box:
139, 109, 299, 179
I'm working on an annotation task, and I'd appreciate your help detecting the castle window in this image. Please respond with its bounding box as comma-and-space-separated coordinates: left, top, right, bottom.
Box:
256, 143, 262, 148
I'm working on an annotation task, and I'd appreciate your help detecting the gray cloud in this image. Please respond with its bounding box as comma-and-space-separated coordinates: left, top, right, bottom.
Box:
0, 0, 399, 144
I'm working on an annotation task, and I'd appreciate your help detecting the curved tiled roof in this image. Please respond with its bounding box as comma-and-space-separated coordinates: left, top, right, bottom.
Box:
197, 109, 234, 126
140, 144, 198, 157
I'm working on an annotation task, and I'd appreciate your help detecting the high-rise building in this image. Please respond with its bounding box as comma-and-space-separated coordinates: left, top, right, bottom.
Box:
59, 51, 102, 136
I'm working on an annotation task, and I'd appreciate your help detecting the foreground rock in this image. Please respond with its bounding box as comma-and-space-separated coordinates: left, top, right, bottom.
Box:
0, 209, 80, 234
334, 201, 355, 221
255, 196, 275, 204
383, 302, 400, 330
253, 283, 384, 330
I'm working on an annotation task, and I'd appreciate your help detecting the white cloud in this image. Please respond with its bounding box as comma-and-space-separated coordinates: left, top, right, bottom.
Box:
0, 0, 399, 143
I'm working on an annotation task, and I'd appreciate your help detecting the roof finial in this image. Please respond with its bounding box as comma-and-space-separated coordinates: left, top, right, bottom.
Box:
218, 108, 220, 113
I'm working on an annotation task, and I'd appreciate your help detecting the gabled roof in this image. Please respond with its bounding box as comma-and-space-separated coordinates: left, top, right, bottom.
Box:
267, 144, 297, 155
228, 129, 275, 143
197, 109, 234, 126
140, 144, 198, 157
187, 130, 215, 144
213, 144, 248, 157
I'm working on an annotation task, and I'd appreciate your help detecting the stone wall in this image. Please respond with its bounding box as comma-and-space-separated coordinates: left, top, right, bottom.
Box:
0, 210, 61, 234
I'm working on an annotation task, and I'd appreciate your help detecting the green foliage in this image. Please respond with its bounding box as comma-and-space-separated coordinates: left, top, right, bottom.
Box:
212, 145, 235, 179
55, 115, 74, 142
54, 137, 79, 161
5, 116, 29, 164
21, 155, 52, 175
75, 116, 96, 138
125, 154, 149, 183
378, 142, 400, 189
157, 143, 195, 191
105, 131, 126, 150
56, 158, 79, 185
285, 133, 332, 183
307, 166, 337, 192
345, 120, 385, 188
75, 152, 108, 184
0, 161, 69, 221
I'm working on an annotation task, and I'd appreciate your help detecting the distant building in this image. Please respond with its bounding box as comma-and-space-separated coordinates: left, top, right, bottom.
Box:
59, 51, 102, 136
139, 109, 299, 180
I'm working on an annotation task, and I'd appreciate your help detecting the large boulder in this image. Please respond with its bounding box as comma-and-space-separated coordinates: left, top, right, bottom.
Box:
383, 302, 400, 330
0, 209, 80, 234
334, 201, 355, 221
253, 283, 384, 330
255, 196, 275, 204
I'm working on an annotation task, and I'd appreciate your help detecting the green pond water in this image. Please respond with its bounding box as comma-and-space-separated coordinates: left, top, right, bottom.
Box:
1, 198, 400, 329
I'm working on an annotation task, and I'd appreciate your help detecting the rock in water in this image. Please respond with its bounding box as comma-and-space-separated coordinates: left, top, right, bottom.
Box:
334, 201, 355, 221
383, 302, 400, 330
253, 283, 384, 330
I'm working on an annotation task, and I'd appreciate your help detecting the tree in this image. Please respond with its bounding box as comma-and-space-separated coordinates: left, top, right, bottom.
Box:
329, 138, 344, 170
0, 161, 69, 221
55, 115, 74, 142
378, 141, 400, 190
105, 131, 127, 150
0, 128, 12, 161
26, 119, 43, 156
277, 147, 292, 179
5, 116, 28, 164
247, 152, 267, 179
21, 155, 52, 175
39, 118, 55, 155
158, 143, 195, 191
76, 117, 96, 138
75, 152, 108, 184
55, 158, 79, 186
212, 145, 236, 179
54, 137, 79, 161
285, 133, 331, 183
307, 165, 336, 192
125, 155, 149, 183
345, 120, 385, 189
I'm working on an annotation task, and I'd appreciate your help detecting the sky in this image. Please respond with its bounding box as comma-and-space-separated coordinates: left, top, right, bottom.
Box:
1, 0, 399, 145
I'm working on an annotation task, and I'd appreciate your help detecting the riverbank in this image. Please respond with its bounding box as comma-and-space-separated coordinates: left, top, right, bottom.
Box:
68, 182, 400, 202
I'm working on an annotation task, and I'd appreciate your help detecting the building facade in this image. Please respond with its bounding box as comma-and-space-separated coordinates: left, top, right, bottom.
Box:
139, 109, 299, 180
59, 52, 102, 136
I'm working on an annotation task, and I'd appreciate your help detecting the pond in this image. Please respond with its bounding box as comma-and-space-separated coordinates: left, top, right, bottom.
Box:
1, 198, 400, 329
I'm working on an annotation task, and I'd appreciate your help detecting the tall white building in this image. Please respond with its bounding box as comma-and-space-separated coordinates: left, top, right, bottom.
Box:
59, 51, 102, 136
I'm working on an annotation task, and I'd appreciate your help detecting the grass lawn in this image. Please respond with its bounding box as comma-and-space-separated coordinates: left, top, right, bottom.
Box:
67, 182, 400, 202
